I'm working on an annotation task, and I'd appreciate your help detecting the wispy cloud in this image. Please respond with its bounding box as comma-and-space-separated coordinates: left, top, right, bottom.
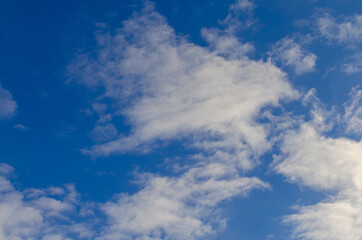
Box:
99, 169, 268, 240
271, 37, 317, 75
316, 12, 362, 45
13, 124, 30, 131
342, 53, 362, 74
0, 163, 94, 239
343, 87, 362, 136
0, 83, 17, 119
274, 89, 362, 239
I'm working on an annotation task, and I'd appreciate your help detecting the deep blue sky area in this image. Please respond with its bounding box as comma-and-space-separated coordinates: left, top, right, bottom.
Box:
0, 1, 362, 240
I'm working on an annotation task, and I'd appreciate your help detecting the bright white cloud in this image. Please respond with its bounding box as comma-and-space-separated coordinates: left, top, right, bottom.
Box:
274, 89, 362, 239
274, 123, 362, 191
66, 2, 298, 239
0, 83, 17, 119
271, 37, 316, 75
317, 13, 362, 44
285, 192, 362, 240
68, 4, 297, 159
0, 164, 94, 240
98, 166, 268, 240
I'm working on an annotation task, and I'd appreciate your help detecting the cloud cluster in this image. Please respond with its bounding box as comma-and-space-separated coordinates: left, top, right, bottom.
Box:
66, 2, 362, 240
68, 3, 296, 160
271, 37, 316, 75
274, 89, 362, 240
0, 83, 17, 119
316, 13, 362, 44
342, 53, 362, 74
0, 163, 93, 240
4, 0, 362, 239
99, 168, 268, 240
275, 123, 362, 191
67, 2, 297, 239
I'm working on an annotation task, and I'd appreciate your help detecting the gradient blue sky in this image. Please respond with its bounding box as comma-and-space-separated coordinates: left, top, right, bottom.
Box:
1, 0, 362, 239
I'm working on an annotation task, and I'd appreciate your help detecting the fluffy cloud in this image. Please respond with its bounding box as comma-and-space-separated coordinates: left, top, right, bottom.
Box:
285, 192, 362, 240
274, 90, 362, 239
201, 28, 254, 59
316, 13, 362, 44
98, 167, 268, 240
0, 163, 93, 240
68, 3, 297, 159
274, 123, 362, 191
0, 83, 17, 119
0, 162, 267, 240
67, 2, 298, 239
271, 37, 316, 75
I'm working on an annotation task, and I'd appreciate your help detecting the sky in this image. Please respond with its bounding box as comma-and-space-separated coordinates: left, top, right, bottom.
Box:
0, 0, 362, 239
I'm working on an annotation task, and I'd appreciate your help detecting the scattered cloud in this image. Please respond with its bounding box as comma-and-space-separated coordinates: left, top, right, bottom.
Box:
285, 192, 362, 240
4, 1, 362, 239
201, 28, 254, 59
271, 37, 317, 75
66, 2, 298, 238
14, 123, 30, 131
274, 90, 362, 239
342, 53, 362, 74
343, 87, 362, 136
99, 168, 268, 240
68, 3, 297, 159
274, 123, 362, 191
0, 164, 94, 239
0, 83, 17, 119
229, 0, 254, 13
221, 0, 256, 34
316, 12, 362, 45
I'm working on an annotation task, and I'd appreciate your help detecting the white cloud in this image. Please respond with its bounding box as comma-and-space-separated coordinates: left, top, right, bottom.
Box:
271, 37, 316, 75
317, 13, 362, 44
201, 28, 254, 59
221, 0, 256, 34
230, 0, 254, 13
285, 192, 362, 240
0, 163, 14, 175
98, 165, 268, 240
68, 4, 297, 159
274, 90, 362, 239
274, 123, 362, 191
0, 83, 17, 119
342, 53, 362, 74
0, 164, 94, 240
343, 87, 362, 136
66, 2, 298, 239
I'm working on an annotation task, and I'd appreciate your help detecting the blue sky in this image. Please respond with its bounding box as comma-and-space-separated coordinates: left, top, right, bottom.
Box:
1, 0, 362, 239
